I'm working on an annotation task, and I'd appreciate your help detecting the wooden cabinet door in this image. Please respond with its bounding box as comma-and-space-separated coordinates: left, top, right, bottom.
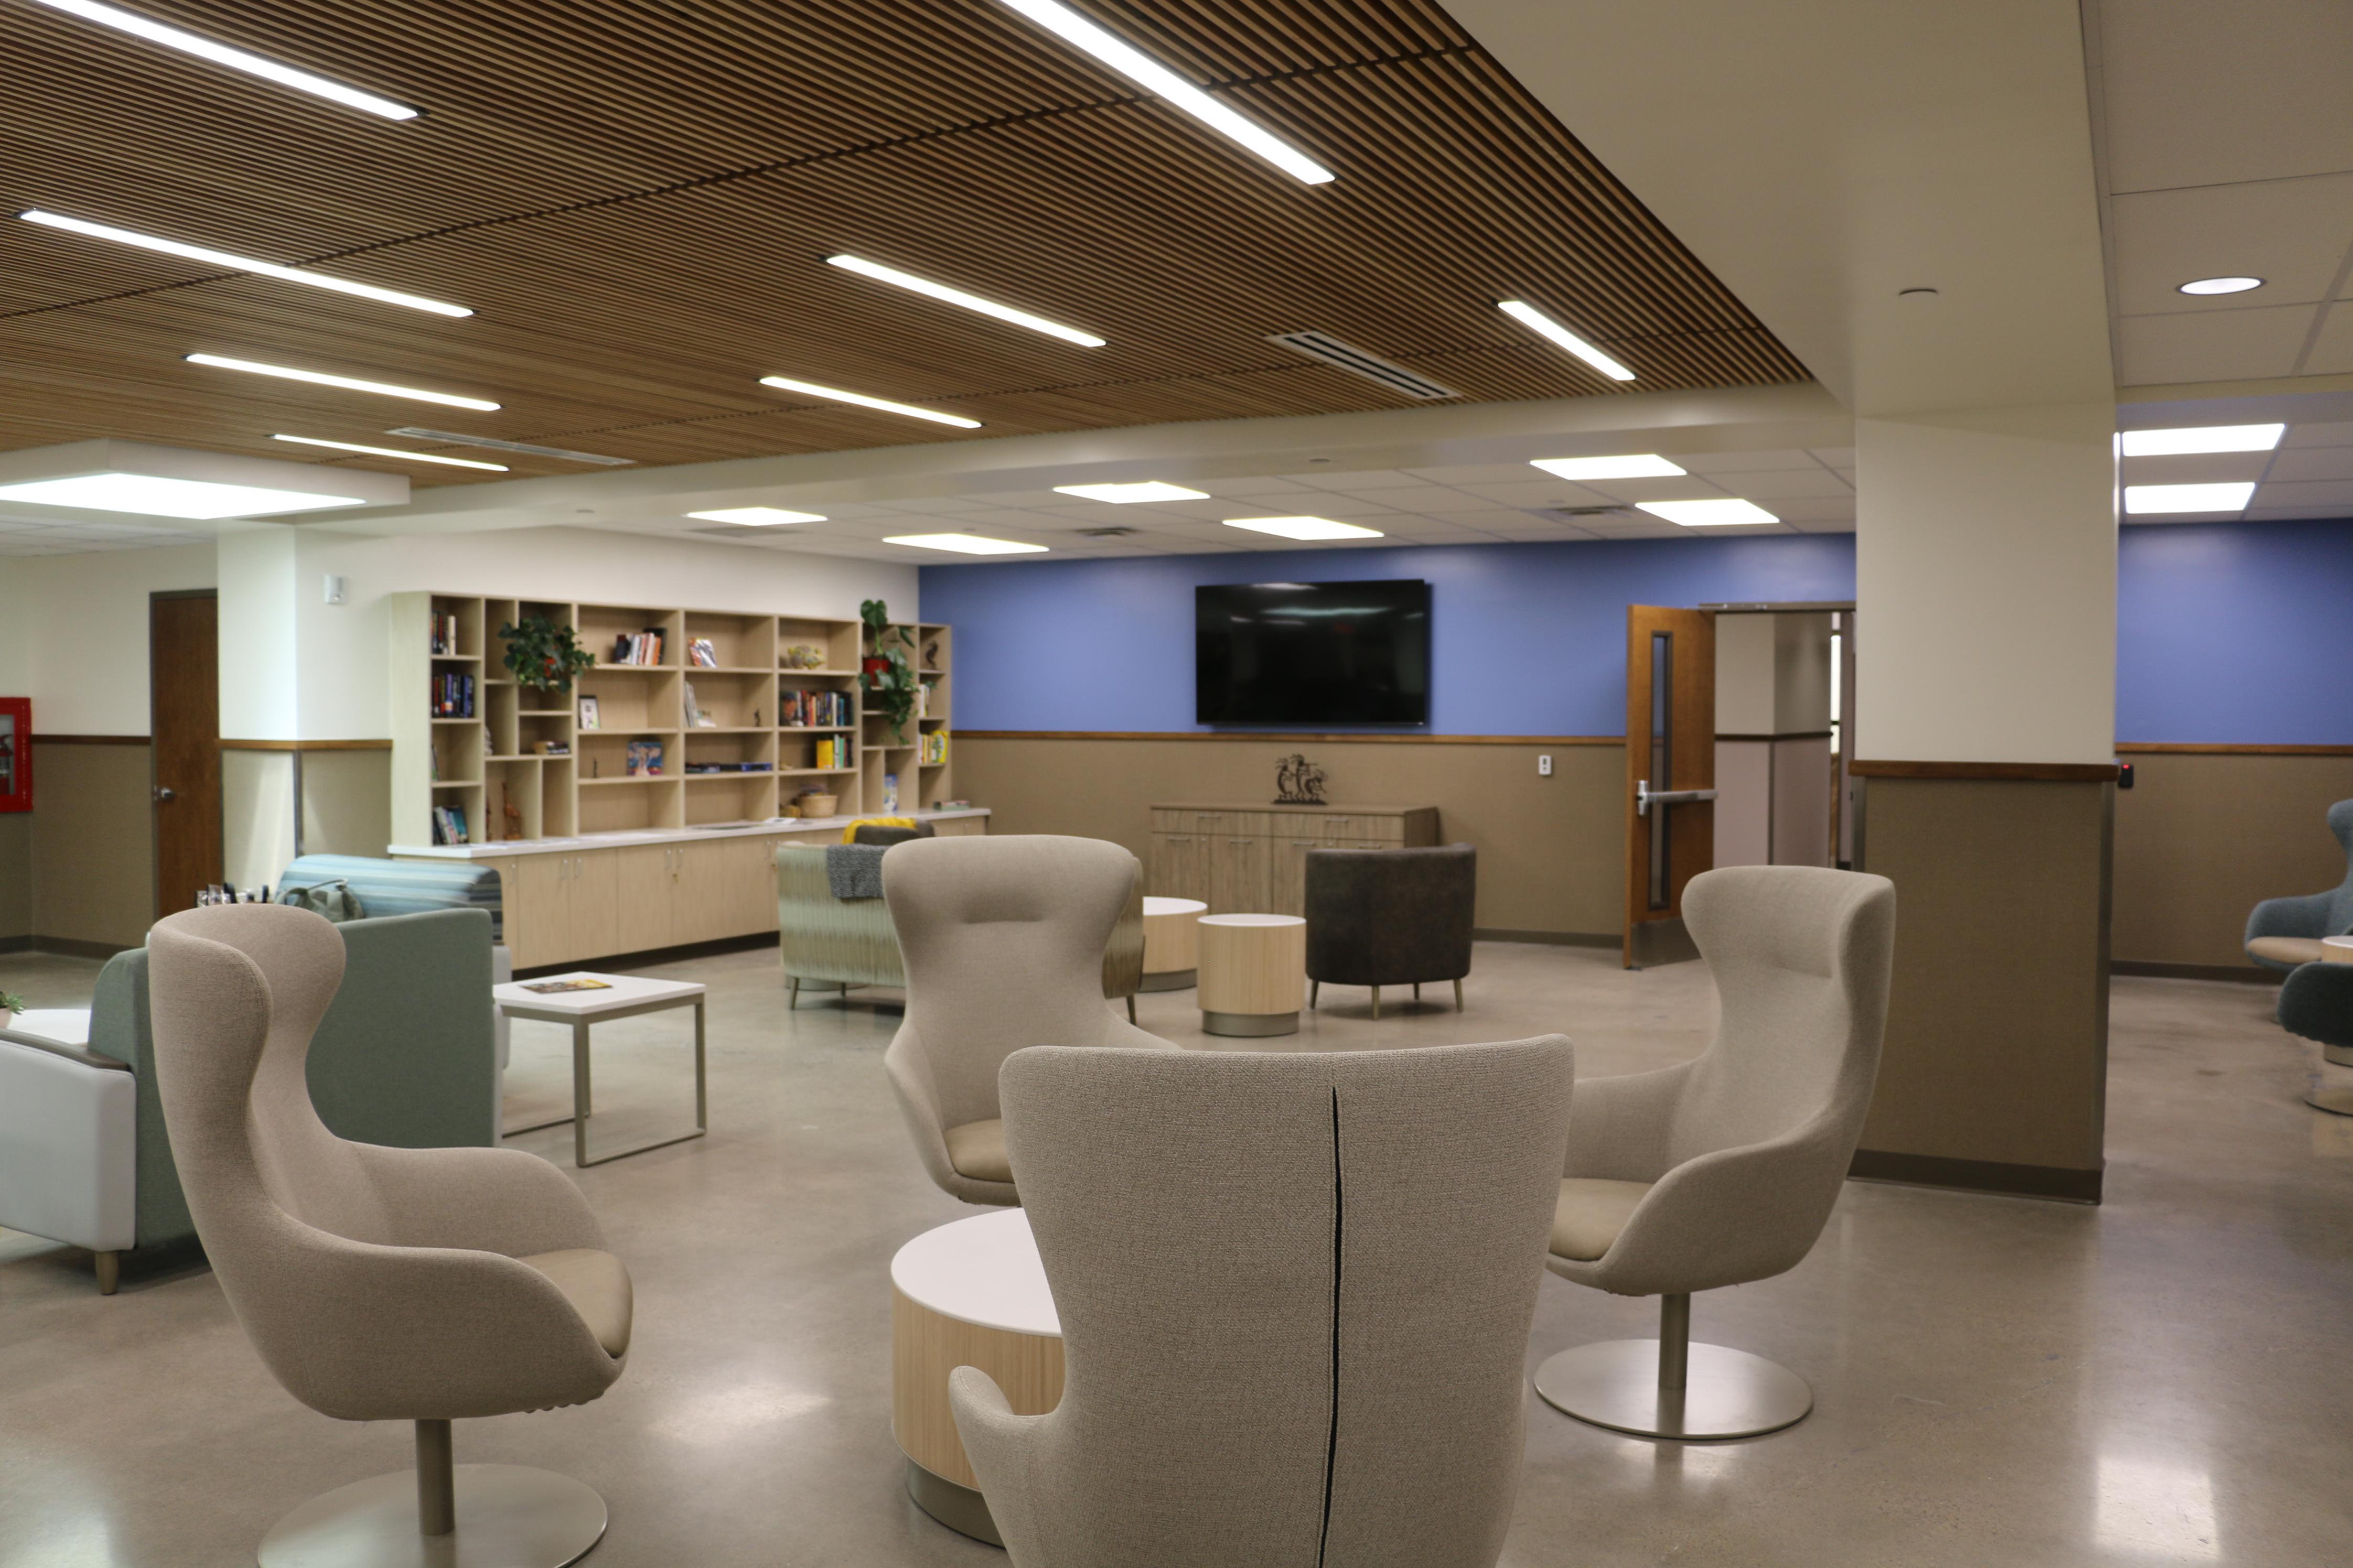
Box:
1149, 833, 1208, 903
1270, 830, 1322, 917
1209, 831, 1269, 914
512, 855, 571, 968
615, 845, 678, 953
568, 852, 620, 964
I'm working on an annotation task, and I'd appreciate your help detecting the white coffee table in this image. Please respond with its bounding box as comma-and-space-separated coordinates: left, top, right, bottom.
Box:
1140, 896, 1207, 990
493, 973, 706, 1167
1197, 913, 1308, 1036
890, 1209, 1063, 1545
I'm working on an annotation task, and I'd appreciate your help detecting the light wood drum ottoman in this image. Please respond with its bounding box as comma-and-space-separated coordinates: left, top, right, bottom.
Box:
1197, 912, 1308, 1037
891, 1208, 1063, 1545
1140, 896, 1208, 991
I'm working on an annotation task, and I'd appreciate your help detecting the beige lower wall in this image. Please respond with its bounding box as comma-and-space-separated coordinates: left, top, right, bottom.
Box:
2113, 751, 2353, 969
28, 741, 155, 949
1856, 777, 2110, 1178
303, 749, 393, 859
955, 736, 1627, 937
0, 813, 31, 942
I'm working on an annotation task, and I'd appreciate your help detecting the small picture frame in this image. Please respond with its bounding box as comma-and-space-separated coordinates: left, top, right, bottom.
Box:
577, 695, 601, 730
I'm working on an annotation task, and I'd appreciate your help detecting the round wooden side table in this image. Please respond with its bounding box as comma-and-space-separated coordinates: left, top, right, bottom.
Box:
1141, 896, 1208, 990
1197, 913, 1307, 1037
890, 1209, 1063, 1545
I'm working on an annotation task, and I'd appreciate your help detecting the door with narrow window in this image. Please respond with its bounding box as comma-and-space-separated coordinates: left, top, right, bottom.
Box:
1623, 606, 1715, 967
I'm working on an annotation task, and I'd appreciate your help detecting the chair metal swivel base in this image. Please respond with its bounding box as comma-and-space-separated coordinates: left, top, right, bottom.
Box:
259, 1421, 606, 1567
1534, 1294, 1812, 1441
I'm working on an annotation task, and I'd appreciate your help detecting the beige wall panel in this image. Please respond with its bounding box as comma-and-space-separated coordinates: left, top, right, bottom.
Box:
0, 814, 31, 942
300, 749, 394, 859
2113, 752, 2353, 968
1858, 777, 2110, 1175
222, 749, 295, 894
955, 737, 1625, 937
30, 742, 155, 948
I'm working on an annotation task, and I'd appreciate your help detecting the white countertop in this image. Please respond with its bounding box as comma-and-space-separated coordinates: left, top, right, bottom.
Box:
890, 1208, 1059, 1337
390, 805, 991, 860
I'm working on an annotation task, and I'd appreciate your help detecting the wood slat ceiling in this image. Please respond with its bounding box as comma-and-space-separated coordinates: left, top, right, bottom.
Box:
0, 0, 1811, 488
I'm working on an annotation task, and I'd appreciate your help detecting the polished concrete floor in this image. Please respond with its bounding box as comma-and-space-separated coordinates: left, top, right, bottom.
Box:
4, 940, 2350, 1566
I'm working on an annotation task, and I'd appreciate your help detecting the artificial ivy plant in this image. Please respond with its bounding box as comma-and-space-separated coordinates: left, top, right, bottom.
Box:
500, 614, 596, 693
859, 598, 919, 743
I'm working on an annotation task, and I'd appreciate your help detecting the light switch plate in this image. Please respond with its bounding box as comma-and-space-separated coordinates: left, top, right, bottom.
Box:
1538, 754, 1553, 776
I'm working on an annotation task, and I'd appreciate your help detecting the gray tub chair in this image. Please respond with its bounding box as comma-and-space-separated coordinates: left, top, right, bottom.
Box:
1306, 844, 1476, 1018
882, 836, 1172, 1206
2246, 798, 2353, 972
148, 905, 628, 1567
951, 1037, 1574, 1568
1534, 865, 1895, 1440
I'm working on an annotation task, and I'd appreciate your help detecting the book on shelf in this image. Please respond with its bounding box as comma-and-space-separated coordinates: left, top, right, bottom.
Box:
610, 629, 666, 666
431, 803, 470, 845
625, 738, 666, 777
432, 671, 477, 717
428, 612, 462, 655
688, 638, 718, 668
783, 687, 849, 728
921, 728, 949, 765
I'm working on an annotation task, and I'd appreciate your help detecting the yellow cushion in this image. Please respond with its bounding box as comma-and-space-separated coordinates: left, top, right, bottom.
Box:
2249, 936, 2327, 966
945, 1119, 1013, 1184
1550, 1178, 1654, 1262
843, 816, 919, 844
519, 1248, 633, 1358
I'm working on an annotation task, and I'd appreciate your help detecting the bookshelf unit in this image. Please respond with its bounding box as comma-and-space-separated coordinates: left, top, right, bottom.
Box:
390, 593, 956, 850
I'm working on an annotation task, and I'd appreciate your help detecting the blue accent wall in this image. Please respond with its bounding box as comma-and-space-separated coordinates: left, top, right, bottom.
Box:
922, 520, 2353, 743
922, 536, 1854, 737
2115, 519, 2353, 745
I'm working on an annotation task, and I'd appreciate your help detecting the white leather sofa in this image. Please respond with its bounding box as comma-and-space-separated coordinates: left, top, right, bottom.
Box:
0, 1025, 136, 1293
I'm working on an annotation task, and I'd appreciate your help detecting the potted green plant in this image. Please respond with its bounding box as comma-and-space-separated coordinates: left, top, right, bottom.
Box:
500, 614, 596, 694
859, 599, 919, 743
0, 989, 25, 1030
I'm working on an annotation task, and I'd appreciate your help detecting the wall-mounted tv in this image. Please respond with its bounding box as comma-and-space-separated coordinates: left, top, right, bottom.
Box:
1196, 579, 1431, 726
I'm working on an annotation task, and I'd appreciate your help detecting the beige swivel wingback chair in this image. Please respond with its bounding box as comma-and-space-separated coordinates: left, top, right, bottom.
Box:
883, 835, 1175, 1206
1534, 865, 1895, 1440
147, 906, 629, 1567
951, 1038, 1573, 1568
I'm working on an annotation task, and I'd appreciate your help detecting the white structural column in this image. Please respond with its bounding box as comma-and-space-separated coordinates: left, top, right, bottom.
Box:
1856, 408, 2118, 765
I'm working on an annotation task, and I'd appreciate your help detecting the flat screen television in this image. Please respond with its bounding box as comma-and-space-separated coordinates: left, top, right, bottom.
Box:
1196, 579, 1431, 726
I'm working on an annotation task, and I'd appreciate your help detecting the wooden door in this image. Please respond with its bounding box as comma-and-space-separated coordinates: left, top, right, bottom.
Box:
1624, 606, 1716, 967
513, 854, 574, 968
1149, 833, 1209, 903
615, 845, 678, 953
568, 851, 619, 961
1271, 829, 1321, 917
149, 592, 221, 913
1209, 830, 1269, 914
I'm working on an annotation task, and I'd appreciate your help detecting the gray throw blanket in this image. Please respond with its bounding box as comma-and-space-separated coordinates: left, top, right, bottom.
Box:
826, 842, 889, 900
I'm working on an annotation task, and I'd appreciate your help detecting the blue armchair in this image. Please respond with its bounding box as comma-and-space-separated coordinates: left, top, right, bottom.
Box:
2244, 799, 2353, 970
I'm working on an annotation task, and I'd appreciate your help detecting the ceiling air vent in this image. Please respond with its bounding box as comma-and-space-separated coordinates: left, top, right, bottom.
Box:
1077, 525, 1138, 537
1267, 331, 1462, 401
386, 428, 634, 466
1544, 505, 1636, 522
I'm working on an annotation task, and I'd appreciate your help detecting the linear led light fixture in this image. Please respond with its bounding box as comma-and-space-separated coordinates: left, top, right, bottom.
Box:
1223, 515, 1384, 540
186, 354, 499, 410
387, 429, 632, 466
1497, 300, 1636, 381
2119, 424, 2285, 457
1054, 481, 1208, 503
271, 434, 504, 470
2123, 482, 2255, 515
687, 507, 826, 526
1531, 454, 1685, 480
21, 211, 467, 316
2178, 276, 2262, 296
826, 255, 1103, 347
884, 533, 1048, 555
1636, 498, 1781, 528
996, 0, 1334, 185
0, 438, 404, 518
28, 0, 418, 119
758, 375, 980, 429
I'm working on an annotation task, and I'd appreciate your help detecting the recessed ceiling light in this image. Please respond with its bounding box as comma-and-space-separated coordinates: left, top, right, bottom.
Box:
271, 434, 504, 470
2178, 277, 2263, 296
1052, 481, 1208, 503
0, 474, 370, 518
21, 211, 468, 316
884, 533, 1049, 555
826, 255, 1103, 347
28, 0, 418, 119
1496, 300, 1635, 381
996, 0, 1334, 185
757, 375, 980, 429
1223, 516, 1385, 540
2118, 424, 2285, 457
0, 439, 404, 518
687, 507, 826, 526
1636, 498, 1781, 528
1531, 454, 1686, 480
2123, 482, 2255, 514
185, 354, 499, 410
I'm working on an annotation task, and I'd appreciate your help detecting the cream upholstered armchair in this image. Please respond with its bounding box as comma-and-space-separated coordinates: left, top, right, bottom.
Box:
1535, 866, 1895, 1441
950, 1039, 1573, 1568
147, 905, 629, 1567
883, 835, 1173, 1206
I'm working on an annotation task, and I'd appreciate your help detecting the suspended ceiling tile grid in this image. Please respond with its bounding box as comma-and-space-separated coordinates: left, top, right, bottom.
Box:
0, 0, 1809, 489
